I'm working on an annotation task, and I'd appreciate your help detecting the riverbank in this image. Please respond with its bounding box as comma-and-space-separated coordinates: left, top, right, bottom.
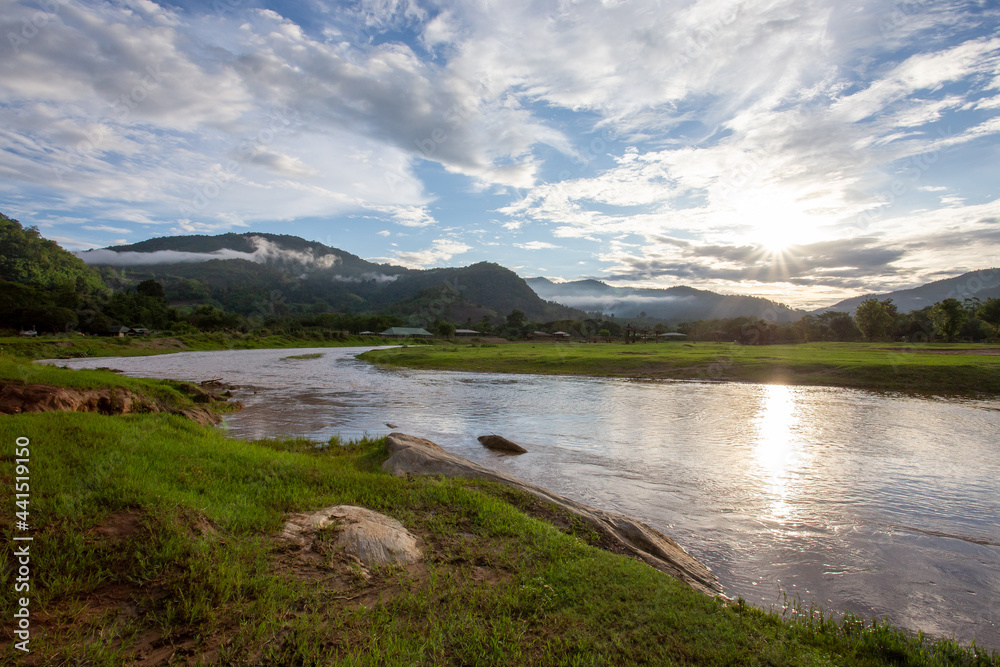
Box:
4, 409, 997, 664
3, 350, 998, 662
0, 331, 431, 361
0, 355, 241, 424
358, 341, 1000, 396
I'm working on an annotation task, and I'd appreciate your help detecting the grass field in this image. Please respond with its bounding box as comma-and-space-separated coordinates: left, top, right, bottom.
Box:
2, 411, 997, 665
0, 331, 429, 361
358, 341, 1000, 396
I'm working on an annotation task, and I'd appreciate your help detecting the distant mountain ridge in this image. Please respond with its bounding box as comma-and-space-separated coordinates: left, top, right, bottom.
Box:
526, 277, 804, 322
79, 232, 584, 324
816, 269, 1000, 314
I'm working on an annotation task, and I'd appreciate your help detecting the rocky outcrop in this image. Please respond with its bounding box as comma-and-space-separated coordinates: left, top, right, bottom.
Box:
478, 434, 527, 454
279, 505, 422, 566
383, 432, 723, 597
0, 382, 223, 426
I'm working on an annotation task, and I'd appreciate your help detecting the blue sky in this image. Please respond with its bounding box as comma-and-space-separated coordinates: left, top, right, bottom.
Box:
1, 0, 998, 308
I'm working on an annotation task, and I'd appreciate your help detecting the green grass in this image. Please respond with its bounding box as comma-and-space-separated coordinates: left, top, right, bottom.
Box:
0, 331, 431, 361
358, 341, 1000, 396
1, 411, 996, 664
281, 352, 325, 361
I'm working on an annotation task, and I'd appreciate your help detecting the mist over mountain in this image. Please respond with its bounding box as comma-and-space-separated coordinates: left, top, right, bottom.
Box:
816, 269, 1000, 314
526, 277, 804, 323
79, 233, 583, 325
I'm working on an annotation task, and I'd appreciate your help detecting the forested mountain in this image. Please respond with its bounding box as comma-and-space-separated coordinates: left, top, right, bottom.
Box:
816, 269, 1000, 314
79, 232, 584, 325
1, 212, 105, 293
526, 277, 804, 323
0, 213, 109, 332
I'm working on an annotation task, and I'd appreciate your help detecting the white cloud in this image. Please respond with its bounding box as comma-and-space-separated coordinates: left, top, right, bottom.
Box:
514, 241, 561, 250
2, 0, 999, 305
377, 238, 472, 268
77, 235, 341, 268
82, 225, 132, 234
367, 205, 438, 227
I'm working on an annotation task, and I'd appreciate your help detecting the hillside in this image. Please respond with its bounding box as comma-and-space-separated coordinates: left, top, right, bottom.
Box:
526, 277, 803, 322
817, 269, 1000, 314
79, 233, 585, 324
0, 213, 108, 332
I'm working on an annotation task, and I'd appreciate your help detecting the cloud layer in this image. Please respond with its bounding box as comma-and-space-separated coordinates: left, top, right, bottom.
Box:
78, 235, 340, 268
2, 0, 999, 306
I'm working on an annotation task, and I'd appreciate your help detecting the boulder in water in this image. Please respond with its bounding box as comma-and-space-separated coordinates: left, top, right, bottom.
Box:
477, 434, 527, 454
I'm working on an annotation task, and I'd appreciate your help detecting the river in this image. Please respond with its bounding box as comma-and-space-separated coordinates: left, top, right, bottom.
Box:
56, 346, 1000, 649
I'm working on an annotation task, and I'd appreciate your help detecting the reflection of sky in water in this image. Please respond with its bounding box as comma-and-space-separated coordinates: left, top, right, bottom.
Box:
55, 347, 1000, 650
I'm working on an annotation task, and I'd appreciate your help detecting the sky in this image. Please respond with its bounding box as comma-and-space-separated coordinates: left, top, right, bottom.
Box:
1, 0, 999, 309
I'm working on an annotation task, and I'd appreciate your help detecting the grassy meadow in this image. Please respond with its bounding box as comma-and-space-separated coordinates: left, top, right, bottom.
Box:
0, 331, 428, 362
358, 341, 1000, 396
3, 410, 998, 665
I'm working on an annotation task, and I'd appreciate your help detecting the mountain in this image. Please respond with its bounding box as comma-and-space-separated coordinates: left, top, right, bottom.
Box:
525, 277, 804, 322
816, 269, 1000, 314
78, 233, 584, 324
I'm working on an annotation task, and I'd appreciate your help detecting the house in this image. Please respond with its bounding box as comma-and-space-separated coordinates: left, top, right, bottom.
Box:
18, 327, 37, 337
379, 327, 434, 338
129, 327, 151, 336
551, 331, 571, 337
107, 326, 131, 337
454, 329, 480, 336
358, 330, 377, 336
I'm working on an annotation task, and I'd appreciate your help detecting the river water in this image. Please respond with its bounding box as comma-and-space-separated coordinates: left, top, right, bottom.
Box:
57, 346, 1000, 649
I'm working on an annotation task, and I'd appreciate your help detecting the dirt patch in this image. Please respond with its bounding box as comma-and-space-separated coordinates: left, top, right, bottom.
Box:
87, 509, 146, 541
138, 337, 189, 351
0, 382, 230, 426
22, 510, 224, 667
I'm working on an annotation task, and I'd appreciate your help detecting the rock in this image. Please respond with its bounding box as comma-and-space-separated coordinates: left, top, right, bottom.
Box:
279, 505, 421, 566
477, 434, 527, 454
383, 432, 723, 597
385, 422, 398, 429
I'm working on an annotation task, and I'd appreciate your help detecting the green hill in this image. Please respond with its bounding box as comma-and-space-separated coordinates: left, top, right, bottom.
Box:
0, 212, 108, 332
80, 233, 586, 324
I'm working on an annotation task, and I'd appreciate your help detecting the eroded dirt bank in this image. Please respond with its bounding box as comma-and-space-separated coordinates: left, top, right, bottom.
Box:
0, 381, 232, 426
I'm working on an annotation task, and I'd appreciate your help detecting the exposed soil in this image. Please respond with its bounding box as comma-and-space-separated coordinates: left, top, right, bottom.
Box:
19, 510, 224, 667
0, 381, 235, 426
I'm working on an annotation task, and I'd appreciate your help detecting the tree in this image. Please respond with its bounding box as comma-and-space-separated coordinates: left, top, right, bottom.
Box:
506, 309, 526, 329
816, 311, 861, 341
854, 298, 894, 341
476, 316, 494, 334
977, 298, 1000, 338
434, 320, 456, 338
598, 328, 612, 342
931, 298, 968, 342
136, 279, 165, 300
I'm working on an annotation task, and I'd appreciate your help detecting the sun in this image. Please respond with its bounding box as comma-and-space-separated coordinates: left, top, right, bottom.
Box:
759, 227, 792, 253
